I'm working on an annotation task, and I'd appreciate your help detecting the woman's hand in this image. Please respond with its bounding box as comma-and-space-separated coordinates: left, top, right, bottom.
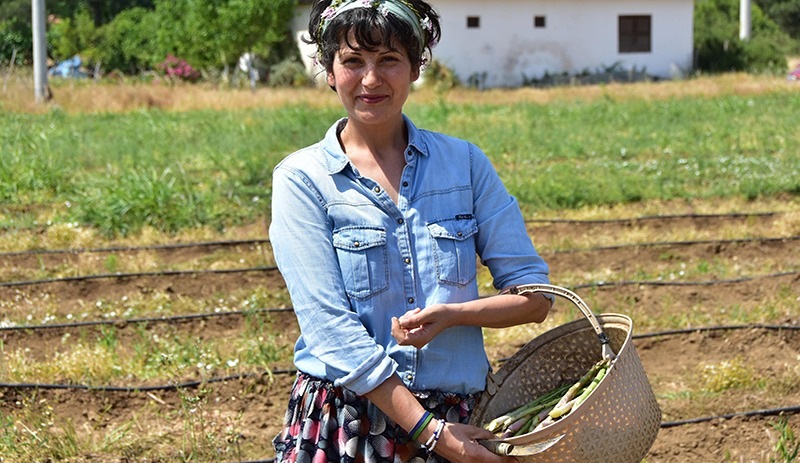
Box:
391, 304, 453, 348
431, 422, 518, 463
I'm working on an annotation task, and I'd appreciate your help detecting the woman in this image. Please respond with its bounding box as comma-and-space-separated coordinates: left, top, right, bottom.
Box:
269, 0, 553, 461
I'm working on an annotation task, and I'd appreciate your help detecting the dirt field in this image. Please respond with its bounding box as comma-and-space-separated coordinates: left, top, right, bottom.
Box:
1, 202, 799, 462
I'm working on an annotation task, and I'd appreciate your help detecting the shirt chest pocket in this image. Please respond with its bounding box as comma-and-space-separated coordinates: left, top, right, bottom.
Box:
332, 227, 389, 300
427, 218, 478, 286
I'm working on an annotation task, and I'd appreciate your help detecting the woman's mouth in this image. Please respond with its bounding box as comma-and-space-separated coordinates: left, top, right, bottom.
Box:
358, 94, 388, 104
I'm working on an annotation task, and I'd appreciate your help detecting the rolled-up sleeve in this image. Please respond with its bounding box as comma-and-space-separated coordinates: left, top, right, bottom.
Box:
269, 163, 396, 395
468, 144, 550, 290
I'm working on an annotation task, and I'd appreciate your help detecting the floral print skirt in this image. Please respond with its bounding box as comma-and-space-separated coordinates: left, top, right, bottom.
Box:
272, 372, 480, 463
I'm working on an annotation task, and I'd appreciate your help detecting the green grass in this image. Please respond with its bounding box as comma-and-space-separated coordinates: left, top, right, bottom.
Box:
1, 90, 799, 236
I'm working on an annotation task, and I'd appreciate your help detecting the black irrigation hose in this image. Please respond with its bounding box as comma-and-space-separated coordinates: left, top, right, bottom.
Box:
572, 270, 800, 290
0, 211, 786, 259
524, 211, 780, 224
2, 323, 798, 391
2, 238, 797, 290
224, 404, 800, 463
0, 368, 298, 392
551, 235, 800, 255
0, 238, 271, 258
632, 323, 800, 339
1, 271, 797, 333
0, 307, 295, 332
1, 322, 799, 460
660, 405, 800, 428
0, 265, 280, 288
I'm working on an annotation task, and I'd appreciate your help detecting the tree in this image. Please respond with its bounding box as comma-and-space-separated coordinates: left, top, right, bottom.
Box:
96, 7, 159, 73
0, 0, 33, 65
695, 0, 791, 73
49, 0, 154, 26
755, 0, 800, 47
152, 0, 296, 70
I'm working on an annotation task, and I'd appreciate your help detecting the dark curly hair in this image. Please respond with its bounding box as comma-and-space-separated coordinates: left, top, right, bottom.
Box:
305, 0, 441, 73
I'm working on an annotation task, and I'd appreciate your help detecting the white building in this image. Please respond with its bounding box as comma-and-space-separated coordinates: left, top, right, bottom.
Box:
292, 0, 695, 88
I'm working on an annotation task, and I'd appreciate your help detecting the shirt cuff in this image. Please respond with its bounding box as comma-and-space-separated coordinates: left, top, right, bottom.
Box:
333, 348, 397, 395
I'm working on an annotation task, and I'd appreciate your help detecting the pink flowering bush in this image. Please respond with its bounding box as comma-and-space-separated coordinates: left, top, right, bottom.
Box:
158, 54, 201, 82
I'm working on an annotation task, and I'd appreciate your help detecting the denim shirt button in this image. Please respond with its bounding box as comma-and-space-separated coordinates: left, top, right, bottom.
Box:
402, 181, 409, 187
397, 218, 404, 225
404, 257, 411, 264
374, 186, 381, 193
353, 241, 360, 247
408, 297, 414, 304
405, 374, 413, 381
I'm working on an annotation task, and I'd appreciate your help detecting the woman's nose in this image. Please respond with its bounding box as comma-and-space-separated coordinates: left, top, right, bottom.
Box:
362, 63, 382, 87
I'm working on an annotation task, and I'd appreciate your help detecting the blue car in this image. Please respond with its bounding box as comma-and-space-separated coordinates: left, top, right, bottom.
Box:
49, 55, 87, 78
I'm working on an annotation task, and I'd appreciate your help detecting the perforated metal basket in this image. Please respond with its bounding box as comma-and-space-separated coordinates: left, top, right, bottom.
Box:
470, 284, 661, 462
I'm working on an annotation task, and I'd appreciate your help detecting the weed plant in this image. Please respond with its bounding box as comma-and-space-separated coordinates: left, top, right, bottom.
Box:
2, 89, 799, 237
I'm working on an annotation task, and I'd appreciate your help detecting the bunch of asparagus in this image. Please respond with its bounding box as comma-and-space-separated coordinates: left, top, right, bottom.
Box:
483, 358, 611, 438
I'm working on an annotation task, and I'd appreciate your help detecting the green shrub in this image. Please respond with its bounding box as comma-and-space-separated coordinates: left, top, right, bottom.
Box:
0, 19, 31, 66
421, 59, 460, 90
695, 0, 791, 73
268, 58, 313, 87
94, 7, 160, 74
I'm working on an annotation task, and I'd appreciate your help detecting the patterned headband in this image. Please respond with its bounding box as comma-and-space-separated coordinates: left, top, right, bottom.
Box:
319, 0, 435, 48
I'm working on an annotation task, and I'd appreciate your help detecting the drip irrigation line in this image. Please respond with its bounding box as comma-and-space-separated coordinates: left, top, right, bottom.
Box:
632, 323, 800, 340
549, 235, 800, 255
0, 211, 787, 259
0, 369, 297, 392
525, 211, 780, 224
0, 265, 279, 288
660, 405, 800, 428
0, 238, 271, 258
3, 324, 799, 390
2, 272, 797, 333
2, 243, 797, 291
226, 402, 800, 463
572, 270, 799, 290
0, 307, 294, 332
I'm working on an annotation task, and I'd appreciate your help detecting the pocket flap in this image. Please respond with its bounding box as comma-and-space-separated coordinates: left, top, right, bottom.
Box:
332, 227, 386, 251
427, 218, 478, 241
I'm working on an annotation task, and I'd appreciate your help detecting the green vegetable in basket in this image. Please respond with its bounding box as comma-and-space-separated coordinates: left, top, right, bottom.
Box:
483, 358, 611, 436
550, 359, 608, 419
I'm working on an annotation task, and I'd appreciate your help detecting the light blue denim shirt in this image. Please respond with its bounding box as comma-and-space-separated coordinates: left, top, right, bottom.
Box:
269, 115, 549, 396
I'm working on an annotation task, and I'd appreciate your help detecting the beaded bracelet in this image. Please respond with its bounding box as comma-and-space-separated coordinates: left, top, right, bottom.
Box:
424, 419, 446, 452
410, 411, 434, 442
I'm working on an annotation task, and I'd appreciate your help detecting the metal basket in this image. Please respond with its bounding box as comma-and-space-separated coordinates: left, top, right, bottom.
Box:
470, 284, 661, 462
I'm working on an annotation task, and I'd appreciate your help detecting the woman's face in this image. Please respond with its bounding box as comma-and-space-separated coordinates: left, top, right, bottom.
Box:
327, 31, 420, 127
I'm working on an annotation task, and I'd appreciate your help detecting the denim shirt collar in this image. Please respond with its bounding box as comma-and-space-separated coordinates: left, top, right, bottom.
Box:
320, 114, 428, 175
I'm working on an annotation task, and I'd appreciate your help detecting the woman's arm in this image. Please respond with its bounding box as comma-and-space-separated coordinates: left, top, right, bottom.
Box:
392, 292, 551, 349
366, 375, 517, 463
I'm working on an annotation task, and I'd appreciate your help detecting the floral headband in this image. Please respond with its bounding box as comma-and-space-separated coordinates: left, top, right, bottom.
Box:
319, 0, 436, 49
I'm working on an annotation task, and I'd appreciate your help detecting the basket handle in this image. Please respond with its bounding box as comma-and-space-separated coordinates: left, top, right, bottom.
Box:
504, 284, 617, 361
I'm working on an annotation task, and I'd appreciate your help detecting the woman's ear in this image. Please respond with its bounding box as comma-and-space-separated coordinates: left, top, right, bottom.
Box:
411, 66, 421, 83
327, 70, 336, 89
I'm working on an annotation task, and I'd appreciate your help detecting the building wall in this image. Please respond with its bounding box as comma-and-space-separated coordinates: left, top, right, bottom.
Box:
292, 0, 694, 88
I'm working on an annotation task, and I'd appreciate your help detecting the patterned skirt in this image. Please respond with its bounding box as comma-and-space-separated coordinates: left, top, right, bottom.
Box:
272, 372, 481, 463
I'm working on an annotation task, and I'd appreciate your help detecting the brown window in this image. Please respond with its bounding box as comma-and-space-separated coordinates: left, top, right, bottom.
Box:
534, 16, 546, 28
619, 15, 651, 53
467, 16, 480, 28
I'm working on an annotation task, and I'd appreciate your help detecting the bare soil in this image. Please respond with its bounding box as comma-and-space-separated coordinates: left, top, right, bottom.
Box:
1, 210, 799, 462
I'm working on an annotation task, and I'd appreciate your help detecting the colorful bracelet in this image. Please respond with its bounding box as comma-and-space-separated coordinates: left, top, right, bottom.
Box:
424, 419, 446, 452
410, 411, 434, 442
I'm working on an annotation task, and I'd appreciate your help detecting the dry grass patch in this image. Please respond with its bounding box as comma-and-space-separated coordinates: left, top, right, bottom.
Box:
2, 72, 798, 115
